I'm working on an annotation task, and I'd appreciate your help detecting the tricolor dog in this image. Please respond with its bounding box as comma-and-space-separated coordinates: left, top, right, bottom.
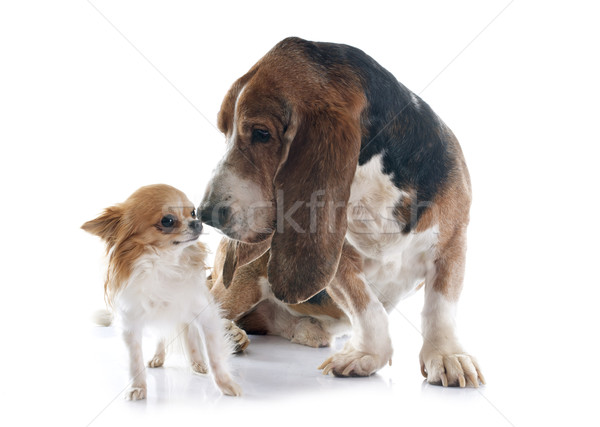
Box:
200, 37, 484, 387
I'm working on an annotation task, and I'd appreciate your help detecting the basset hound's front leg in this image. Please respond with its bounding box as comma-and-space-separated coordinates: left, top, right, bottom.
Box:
319, 242, 393, 376
419, 228, 485, 387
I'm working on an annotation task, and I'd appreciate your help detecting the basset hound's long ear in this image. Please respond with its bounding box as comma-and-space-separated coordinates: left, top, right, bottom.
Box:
222, 236, 272, 288
217, 68, 257, 134
268, 102, 363, 304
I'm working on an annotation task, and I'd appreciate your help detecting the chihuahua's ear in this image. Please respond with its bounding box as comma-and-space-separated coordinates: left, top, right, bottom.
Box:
81, 206, 123, 248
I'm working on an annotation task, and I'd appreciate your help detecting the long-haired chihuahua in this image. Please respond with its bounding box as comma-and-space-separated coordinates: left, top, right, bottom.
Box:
82, 184, 241, 399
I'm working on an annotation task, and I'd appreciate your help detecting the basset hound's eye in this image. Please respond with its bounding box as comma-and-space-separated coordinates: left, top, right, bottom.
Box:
251, 128, 271, 144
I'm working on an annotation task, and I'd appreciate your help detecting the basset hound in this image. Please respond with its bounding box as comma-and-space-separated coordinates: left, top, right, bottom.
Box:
200, 37, 484, 387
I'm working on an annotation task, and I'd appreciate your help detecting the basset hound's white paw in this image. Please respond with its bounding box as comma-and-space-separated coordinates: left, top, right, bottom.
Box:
420, 344, 485, 387
318, 342, 392, 377
226, 321, 250, 353
291, 317, 331, 348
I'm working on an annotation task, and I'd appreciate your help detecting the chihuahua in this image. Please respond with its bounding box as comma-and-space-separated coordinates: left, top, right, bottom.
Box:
82, 184, 241, 399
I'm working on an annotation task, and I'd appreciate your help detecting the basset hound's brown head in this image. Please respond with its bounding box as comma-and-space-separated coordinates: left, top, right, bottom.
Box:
199, 37, 366, 304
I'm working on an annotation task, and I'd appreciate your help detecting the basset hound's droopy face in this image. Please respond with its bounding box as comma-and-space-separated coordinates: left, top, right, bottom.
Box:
200, 39, 367, 303
200, 80, 286, 244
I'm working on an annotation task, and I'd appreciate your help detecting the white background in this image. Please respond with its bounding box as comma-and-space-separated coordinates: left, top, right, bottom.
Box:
1, 1, 599, 426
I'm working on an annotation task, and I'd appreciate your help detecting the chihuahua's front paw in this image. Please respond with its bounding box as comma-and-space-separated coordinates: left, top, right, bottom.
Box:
420, 344, 485, 387
215, 373, 242, 397
148, 355, 164, 368
191, 360, 208, 374
125, 385, 147, 401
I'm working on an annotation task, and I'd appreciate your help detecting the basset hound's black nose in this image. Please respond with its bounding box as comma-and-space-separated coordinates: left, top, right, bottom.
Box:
199, 204, 230, 230
188, 219, 203, 233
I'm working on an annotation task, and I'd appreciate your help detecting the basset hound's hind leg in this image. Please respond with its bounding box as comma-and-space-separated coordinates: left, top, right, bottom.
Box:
318, 243, 393, 376
239, 300, 332, 348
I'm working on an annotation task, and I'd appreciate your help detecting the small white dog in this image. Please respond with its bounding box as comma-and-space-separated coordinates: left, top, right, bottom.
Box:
82, 184, 241, 399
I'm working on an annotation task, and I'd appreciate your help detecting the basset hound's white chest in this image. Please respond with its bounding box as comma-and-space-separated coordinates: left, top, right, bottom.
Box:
346, 154, 438, 310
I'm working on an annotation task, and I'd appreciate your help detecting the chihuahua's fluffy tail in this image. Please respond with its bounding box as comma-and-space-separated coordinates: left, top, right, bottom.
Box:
92, 309, 113, 327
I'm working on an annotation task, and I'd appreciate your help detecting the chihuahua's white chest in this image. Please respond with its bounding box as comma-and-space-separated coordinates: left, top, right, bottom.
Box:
114, 251, 211, 332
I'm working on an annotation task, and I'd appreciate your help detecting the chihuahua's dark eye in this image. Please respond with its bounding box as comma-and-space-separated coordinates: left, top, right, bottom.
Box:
251, 129, 270, 143
191, 209, 196, 219
161, 215, 176, 228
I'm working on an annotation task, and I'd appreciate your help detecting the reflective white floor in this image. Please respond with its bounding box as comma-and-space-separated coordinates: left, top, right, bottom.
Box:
81, 321, 502, 427
39, 303, 579, 427
3, 283, 598, 427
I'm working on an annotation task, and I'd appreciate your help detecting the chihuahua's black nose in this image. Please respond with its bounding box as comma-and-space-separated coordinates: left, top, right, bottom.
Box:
189, 219, 203, 233
199, 204, 230, 229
